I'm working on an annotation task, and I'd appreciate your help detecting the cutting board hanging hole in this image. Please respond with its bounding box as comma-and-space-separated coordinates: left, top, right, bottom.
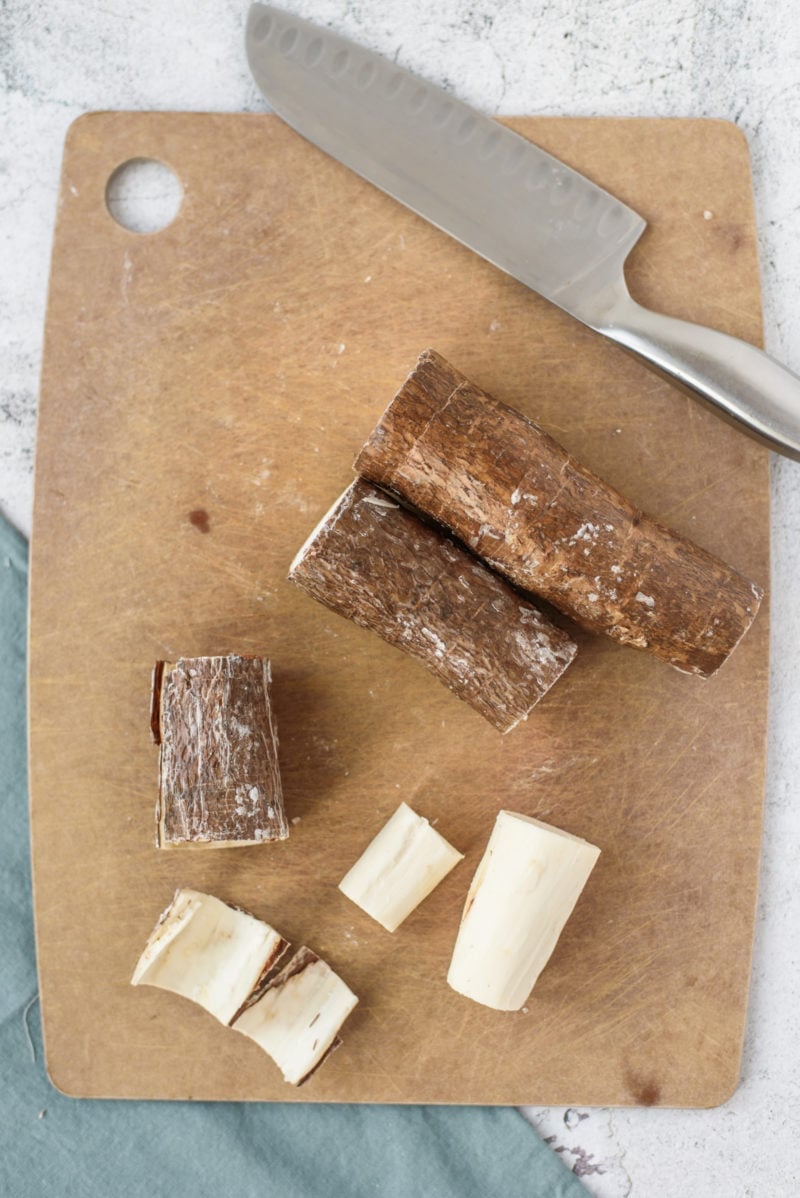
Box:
105, 158, 182, 235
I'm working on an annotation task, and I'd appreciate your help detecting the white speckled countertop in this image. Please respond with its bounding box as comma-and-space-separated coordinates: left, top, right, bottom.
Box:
2, 2, 799, 1193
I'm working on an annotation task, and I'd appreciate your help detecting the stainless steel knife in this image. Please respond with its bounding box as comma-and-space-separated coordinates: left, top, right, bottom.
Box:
246, 3, 800, 459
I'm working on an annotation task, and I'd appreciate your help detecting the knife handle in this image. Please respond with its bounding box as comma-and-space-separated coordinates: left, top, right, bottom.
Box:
595, 285, 800, 459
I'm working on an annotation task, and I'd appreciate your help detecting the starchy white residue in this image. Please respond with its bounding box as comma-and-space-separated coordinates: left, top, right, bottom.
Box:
635, 592, 655, 608
476, 522, 502, 541
570, 522, 599, 543
420, 627, 447, 658
362, 494, 398, 509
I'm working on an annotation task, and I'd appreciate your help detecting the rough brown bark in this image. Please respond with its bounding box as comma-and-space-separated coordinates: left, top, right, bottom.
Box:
288, 479, 576, 733
355, 349, 764, 676
152, 655, 289, 848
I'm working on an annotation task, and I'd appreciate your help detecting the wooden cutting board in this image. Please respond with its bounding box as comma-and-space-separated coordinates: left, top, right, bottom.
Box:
29, 112, 769, 1107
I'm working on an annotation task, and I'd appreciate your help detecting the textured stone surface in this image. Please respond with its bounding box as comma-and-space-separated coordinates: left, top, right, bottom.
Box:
2, 0, 799, 1192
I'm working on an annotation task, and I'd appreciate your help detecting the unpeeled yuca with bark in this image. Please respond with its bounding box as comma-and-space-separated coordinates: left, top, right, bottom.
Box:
339, 802, 464, 932
132, 889, 358, 1086
447, 812, 600, 1011
151, 654, 289, 848
288, 479, 576, 733
355, 350, 763, 677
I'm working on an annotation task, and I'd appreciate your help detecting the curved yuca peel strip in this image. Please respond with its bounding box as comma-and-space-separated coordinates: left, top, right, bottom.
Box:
339, 801, 464, 932
131, 888, 289, 1025
447, 812, 600, 1011
233, 947, 358, 1086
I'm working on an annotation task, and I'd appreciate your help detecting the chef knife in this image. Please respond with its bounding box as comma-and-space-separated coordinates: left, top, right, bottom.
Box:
246, 3, 800, 460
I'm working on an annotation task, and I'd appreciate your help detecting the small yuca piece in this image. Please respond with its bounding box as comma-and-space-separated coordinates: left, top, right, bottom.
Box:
131, 888, 288, 1025
339, 802, 464, 932
151, 654, 289, 848
447, 812, 600, 1011
233, 947, 358, 1086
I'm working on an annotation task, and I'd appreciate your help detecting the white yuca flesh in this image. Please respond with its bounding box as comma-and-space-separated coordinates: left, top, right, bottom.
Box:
131, 888, 288, 1024
232, 948, 358, 1086
338, 801, 464, 932
447, 811, 600, 1011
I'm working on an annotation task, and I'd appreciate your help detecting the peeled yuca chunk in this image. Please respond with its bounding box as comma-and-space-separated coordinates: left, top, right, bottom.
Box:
447, 812, 600, 1011
339, 801, 463, 932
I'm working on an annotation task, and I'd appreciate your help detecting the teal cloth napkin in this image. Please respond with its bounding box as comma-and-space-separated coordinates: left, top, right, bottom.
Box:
0, 512, 587, 1198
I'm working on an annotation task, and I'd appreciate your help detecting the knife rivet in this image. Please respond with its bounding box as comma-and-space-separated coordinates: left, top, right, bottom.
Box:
251, 13, 273, 43
331, 48, 349, 76
278, 27, 298, 55
304, 37, 324, 67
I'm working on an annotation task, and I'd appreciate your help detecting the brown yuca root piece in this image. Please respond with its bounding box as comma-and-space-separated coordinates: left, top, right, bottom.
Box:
152, 654, 289, 848
355, 350, 764, 676
288, 479, 577, 732
232, 947, 359, 1086
131, 888, 289, 1024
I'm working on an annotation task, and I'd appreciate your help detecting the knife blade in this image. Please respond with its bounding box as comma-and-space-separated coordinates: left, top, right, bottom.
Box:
246, 3, 800, 459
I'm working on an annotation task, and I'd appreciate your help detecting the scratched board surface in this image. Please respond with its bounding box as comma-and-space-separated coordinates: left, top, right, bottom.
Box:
29, 113, 769, 1105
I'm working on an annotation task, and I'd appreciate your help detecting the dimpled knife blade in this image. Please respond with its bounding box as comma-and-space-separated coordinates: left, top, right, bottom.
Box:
245, 4, 644, 319
245, 3, 800, 459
